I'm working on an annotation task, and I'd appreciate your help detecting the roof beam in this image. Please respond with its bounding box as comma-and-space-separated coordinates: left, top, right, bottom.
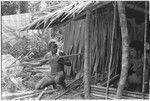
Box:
87, 1, 112, 11
125, 3, 149, 14
73, 2, 149, 21
56, 2, 112, 26
73, 1, 112, 21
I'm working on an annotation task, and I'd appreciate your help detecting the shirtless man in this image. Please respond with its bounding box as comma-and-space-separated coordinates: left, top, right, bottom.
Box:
30, 41, 71, 90
127, 41, 150, 92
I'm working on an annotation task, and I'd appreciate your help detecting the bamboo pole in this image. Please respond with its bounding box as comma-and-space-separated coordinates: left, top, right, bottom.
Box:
90, 85, 149, 99
149, 80, 150, 99
84, 9, 91, 99
12, 93, 39, 100
106, 1, 116, 99
6, 53, 83, 68
36, 87, 47, 100
54, 76, 83, 99
102, 74, 120, 86
94, 9, 98, 84
2, 90, 42, 99
142, 1, 148, 99
116, 1, 129, 99
125, 3, 149, 14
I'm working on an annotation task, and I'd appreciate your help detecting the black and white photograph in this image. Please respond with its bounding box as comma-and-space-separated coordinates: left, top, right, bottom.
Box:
1, 0, 150, 100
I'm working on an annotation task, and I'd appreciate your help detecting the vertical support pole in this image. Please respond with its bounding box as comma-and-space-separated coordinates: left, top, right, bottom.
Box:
106, 1, 116, 99
142, 1, 148, 99
84, 9, 91, 99
149, 80, 150, 99
94, 9, 98, 85
116, 1, 129, 99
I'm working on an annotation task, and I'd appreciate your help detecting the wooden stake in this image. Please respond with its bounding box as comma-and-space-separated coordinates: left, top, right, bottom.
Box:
106, 1, 116, 99
91, 85, 149, 99
54, 76, 83, 99
6, 53, 83, 68
116, 1, 129, 99
36, 87, 47, 100
2, 90, 42, 99
94, 9, 98, 84
102, 74, 120, 86
142, 1, 148, 99
149, 80, 150, 99
84, 9, 91, 99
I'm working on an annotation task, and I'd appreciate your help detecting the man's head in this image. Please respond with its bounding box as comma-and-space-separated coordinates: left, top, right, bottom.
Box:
129, 40, 144, 58
48, 41, 58, 55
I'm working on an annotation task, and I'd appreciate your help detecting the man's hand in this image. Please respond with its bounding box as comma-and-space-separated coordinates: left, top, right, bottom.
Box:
130, 58, 143, 71
23, 61, 41, 66
56, 56, 60, 61
131, 63, 143, 72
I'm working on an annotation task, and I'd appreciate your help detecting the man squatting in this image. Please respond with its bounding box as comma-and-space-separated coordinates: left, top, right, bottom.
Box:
127, 40, 150, 92
29, 41, 71, 90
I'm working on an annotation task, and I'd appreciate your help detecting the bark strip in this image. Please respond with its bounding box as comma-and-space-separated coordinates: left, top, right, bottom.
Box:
116, 1, 129, 99
84, 9, 91, 99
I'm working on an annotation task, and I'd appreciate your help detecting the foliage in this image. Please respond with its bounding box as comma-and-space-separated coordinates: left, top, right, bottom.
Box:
9, 36, 29, 58
2, 42, 12, 55
2, 1, 69, 58
19, 1, 29, 13
1, 1, 19, 16
1, 1, 70, 93
28, 1, 41, 13
2, 54, 24, 92
2, 1, 29, 16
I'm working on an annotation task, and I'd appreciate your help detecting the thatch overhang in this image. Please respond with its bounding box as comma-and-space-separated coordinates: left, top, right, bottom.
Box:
20, 1, 148, 31
20, 1, 112, 31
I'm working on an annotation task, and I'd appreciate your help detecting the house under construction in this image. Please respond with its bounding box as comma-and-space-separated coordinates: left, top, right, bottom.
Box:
20, 1, 150, 99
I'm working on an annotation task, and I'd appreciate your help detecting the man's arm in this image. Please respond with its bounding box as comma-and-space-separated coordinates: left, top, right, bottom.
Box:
25, 59, 48, 67
58, 52, 71, 66
36, 51, 53, 66
58, 58, 71, 66
26, 52, 51, 66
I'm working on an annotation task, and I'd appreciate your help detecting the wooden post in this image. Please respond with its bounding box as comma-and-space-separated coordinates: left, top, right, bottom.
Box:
106, 1, 116, 99
84, 9, 91, 99
116, 1, 129, 99
142, 1, 148, 99
149, 80, 150, 99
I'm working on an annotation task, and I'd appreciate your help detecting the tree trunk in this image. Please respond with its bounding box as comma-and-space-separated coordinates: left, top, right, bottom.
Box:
142, 1, 148, 99
84, 9, 91, 99
116, 1, 129, 99
106, 2, 116, 99
19, 1, 29, 13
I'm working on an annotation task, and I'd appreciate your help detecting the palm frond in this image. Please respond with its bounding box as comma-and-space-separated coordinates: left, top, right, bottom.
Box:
20, 1, 107, 31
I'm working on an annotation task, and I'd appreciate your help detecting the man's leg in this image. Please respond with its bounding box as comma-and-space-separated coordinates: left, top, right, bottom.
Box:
144, 70, 149, 93
54, 72, 66, 90
52, 82, 57, 89
60, 81, 66, 89
35, 76, 55, 90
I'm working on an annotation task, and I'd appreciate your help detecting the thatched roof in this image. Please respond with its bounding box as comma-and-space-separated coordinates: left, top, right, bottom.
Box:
20, 1, 147, 31
20, 1, 111, 31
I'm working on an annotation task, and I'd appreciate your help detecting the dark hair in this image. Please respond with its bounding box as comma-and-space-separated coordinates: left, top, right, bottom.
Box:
53, 44, 58, 48
129, 40, 144, 54
48, 41, 57, 50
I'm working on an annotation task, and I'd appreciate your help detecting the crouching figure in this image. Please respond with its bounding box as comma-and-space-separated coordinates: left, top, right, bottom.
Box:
127, 41, 150, 93
31, 42, 71, 90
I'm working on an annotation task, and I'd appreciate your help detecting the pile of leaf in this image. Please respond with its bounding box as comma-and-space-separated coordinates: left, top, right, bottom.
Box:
2, 54, 49, 93
2, 54, 24, 92
2, 42, 12, 55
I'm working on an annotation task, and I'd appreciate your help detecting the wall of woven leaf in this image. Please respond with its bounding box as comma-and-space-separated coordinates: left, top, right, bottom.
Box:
62, 8, 145, 80
62, 8, 122, 80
